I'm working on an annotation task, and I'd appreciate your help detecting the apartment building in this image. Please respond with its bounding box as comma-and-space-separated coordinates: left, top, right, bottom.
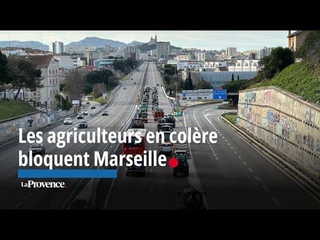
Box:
24, 55, 60, 108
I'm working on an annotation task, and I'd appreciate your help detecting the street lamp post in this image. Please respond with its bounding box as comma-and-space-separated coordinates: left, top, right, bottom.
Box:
175, 82, 177, 100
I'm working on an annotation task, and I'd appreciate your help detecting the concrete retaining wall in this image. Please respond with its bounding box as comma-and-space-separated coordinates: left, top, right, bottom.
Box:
237, 86, 320, 182
0, 109, 74, 143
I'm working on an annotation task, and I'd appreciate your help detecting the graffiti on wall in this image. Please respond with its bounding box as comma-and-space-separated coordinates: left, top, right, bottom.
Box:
279, 115, 297, 139
245, 91, 256, 104
266, 110, 280, 125
238, 87, 320, 180
0, 113, 50, 139
263, 90, 272, 104
316, 139, 320, 153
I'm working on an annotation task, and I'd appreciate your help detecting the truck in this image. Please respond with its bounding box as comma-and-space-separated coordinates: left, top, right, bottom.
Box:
122, 128, 147, 176
153, 109, 164, 121
174, 143, 190, 157
173, 143, 190, 177
173, 153, 189, 177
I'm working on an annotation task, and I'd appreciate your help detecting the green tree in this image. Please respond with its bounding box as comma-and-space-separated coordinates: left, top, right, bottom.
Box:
0, 52, 9, 100
7, 56, 43, 100
113, 58, 125, 72
195, 77, 213, 89
124, 57, 139, 71
184, 71, 194, 90
83, 84, 93, 95
164, 64, 176, 75
86, 71, 103, 85
222, 79, 248, 93
256, 47, 294, 81
231, 73, 234, 81
54, 94, 72, 110
0, 51, 9, 85
85, 69, 117, 90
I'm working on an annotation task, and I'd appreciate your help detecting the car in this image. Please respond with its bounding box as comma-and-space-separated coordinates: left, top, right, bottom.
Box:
159, 124, 173, 132
28, 143, 45, 155
82, 110, 88, 115
165, 114, 176, 127
102, 111, 108, 116
90, 106, 96, 109
77, 113, 84, 119
161, 130, 172, 142
158, 142, 174, 156
178, 186, 207, 210
123, 87, 126, 90
63, 117, 73, 125
131, 118, 144, 128
126, 164, 146, 176
78, 120, 88, 128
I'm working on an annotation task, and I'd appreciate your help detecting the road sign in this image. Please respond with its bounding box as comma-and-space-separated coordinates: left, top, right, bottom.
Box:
213, 89, 227, 100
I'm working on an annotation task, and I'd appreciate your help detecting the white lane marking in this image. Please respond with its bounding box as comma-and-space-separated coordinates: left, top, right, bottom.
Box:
262, 185, 268, 192
272, 197, 280, 205
254, 176, 261, 181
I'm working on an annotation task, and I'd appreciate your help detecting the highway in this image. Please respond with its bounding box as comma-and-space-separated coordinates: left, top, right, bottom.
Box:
0, 62, 148, 209
182, 105, 320, 209
0, 60, 320, 210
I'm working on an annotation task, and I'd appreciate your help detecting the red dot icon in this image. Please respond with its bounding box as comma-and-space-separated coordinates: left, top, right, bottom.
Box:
168, 157, 179, 168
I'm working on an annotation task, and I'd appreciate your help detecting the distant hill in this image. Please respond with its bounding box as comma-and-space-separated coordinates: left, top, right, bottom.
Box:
65, 37, 145, 49
0, 41, 49, 51
0, 37, 145, 51
0, 37, 180, 52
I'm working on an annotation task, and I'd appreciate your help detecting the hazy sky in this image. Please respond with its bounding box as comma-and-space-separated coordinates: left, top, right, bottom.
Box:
0, 30, 291, 52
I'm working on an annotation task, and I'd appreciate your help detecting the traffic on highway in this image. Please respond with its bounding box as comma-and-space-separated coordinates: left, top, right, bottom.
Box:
1, 61, 320, 210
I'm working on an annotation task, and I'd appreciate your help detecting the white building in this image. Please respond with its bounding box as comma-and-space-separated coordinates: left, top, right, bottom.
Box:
226, 47, 237, 57
228, 59, 260, 72
52, 41, 64, 54
70, 56, 85, 68
156, 41, 170, 59
24, 55, 60, 108
203, 61, 228, 70
53, 55, 75, 70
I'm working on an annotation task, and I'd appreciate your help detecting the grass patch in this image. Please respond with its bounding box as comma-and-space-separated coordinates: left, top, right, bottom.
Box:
223, 112, 237, 124
251, 61, 320, 103
93, 96, 108, 105
0, 100, 37, 121
218, 103, 238, 109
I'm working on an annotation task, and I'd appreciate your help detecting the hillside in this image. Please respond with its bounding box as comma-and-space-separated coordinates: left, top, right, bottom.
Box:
0, 100, 37, 121
250, 61, 320, 104
0, 37, 146, 51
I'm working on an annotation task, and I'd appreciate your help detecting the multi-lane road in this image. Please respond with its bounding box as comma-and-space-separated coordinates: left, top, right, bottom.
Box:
1, 61, 320, 210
